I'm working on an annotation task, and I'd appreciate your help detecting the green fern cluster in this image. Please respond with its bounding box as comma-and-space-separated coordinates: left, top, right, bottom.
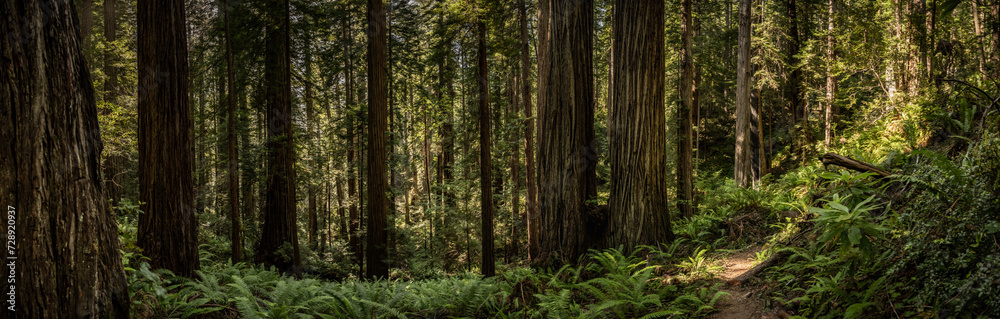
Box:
128, 246, 729, 318
509, 247, 727, 318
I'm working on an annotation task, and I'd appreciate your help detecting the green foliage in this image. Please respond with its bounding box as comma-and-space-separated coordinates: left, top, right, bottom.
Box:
676, 248, 724, 281
810, 194, 887, 258
128, 246, 726, 318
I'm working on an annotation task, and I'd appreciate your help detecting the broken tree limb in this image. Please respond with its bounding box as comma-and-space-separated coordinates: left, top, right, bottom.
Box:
820, 152, 892, 178
726, 250, 791, 286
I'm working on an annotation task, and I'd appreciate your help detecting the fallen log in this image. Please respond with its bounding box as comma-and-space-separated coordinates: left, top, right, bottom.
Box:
726, 250, 791, 286
820, 153, 892, 178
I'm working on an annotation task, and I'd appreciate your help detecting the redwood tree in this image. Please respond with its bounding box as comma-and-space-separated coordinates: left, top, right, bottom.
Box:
366, 0, 390, 279
734, 0, 760, 188
223, 0, 241, 263
536, 0, 597, 265
137, 0, 200, 277
1, 1, 128, 316
520, 0, 539, 261
475, 3, 496, 277
677, 0, 696, 218
608, 0, 674, 251
259, 0, 301, 275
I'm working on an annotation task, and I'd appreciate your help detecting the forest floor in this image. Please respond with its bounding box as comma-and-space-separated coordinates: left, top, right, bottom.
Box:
707, 246, 766, 319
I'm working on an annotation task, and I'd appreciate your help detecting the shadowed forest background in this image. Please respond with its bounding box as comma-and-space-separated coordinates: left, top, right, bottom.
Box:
2, 0, 999, 317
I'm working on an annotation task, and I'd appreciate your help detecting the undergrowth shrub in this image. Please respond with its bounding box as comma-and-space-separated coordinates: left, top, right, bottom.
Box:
768, 134, 1000, 318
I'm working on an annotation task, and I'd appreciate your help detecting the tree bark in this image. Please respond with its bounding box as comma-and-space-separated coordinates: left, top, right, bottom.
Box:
475, 6, 496, 277
77, 0, 92, 47
973, 0, 986, 75
824, 0, 835, 150
678, 0, 696, 218
820, 153, 892, 177
992, 3, 999, 78
343, 18, 363, 274
259, 0, 301, 276
366, 0, 390, 279
223, 0, 242, 263
510, 73, 521, 262
336, 179, 349, 239
520, 0, 539, 261
137, 0, 200, 278
735, 0, 759, 188
1, 1, 129, 316
305, 39, 318, 250
536, 0, 597, 265
786, 0, 805, 164
608, 0, 674, 252
103, 0, 122, 207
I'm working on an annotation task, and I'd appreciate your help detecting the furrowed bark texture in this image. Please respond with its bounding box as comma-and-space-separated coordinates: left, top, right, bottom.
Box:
1, 0, 128, 317
537, 0, 597, 265
609, 0, 674, 252
137, 0, 200, 277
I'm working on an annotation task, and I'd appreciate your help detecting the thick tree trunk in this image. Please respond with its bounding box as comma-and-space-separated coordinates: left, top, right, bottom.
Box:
1, 1, 128, 316
259, 0, 301, 276
366, 0, 390, 279
520, 0, 540, 261
735, 0, 758, 188
678, 0, 695, 218
137, 0, 200, 278
609, 0, 674, 252
536, 0, 597, 265
475, 10, 496, 277
223, 0, 242, 263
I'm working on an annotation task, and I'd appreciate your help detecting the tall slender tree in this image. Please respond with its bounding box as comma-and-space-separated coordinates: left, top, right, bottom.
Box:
259, 0, 301, 275
343, 17, 363, 274
536, 0, 597, 265
824, 0, 836, 149
734, 0, 759, 188
520, 0, 539, 260
677, 0, 696, 218
786, 0, 805, 164
137, 0, 200, 277
474, 1, 496, 277
972, 0, 985, 75
608, 0, 674, 251
1, 1, 128, 316
367, 0, 390, 279
993, 3, 999, 78
103, 0, 122, 207
223, 0, 242, 264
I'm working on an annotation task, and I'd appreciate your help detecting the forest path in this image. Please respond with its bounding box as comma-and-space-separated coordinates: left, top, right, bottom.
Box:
706, 246, 766, 319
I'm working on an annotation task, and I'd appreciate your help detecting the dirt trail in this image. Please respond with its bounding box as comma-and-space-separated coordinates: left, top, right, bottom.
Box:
706, 247, 766, 319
